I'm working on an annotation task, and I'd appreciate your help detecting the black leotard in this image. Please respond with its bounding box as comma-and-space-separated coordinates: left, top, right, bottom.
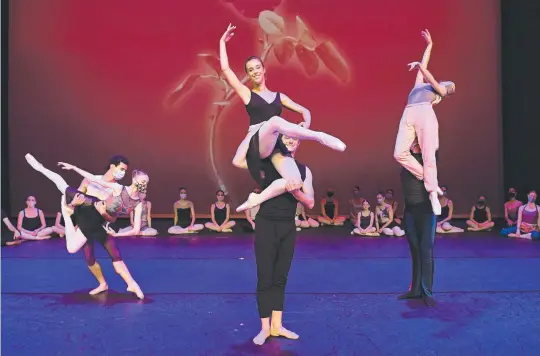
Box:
245, 92, 290, 184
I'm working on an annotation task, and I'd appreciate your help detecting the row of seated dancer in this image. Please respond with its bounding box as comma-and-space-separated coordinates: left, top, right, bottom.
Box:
3, 188, 539, 244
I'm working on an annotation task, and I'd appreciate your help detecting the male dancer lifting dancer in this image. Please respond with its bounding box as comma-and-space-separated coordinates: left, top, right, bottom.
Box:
252, 134, 315, 345
398, 140, 436, 307
61, 155, 144, 298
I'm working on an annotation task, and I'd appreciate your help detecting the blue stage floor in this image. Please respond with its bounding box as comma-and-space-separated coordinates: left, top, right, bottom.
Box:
2, 229, 540, 355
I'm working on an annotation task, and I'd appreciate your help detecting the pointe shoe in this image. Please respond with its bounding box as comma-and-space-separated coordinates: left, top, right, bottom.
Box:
236, 193, 260, 212
317, 132, 346, 152
429, 192, 441, 215
89, 284, 108, 295
437, 187, 444, 196
127, 282, 145, 300
25, 153, 43, 170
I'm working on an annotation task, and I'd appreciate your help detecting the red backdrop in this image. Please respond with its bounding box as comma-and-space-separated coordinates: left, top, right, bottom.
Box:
9, 0, 502, 217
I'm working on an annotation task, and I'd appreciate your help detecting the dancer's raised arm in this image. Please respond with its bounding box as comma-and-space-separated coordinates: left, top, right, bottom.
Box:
415, 30, 433, 85
58, 162, 121, 194
409, 62, 448, 97
220, 24, 251, 104
281, 94, 312, 128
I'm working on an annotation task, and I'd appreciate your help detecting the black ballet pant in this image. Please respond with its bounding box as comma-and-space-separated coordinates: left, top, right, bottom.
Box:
254, 216, 297, 318
73, 205, 122, 266
403, 210, 436, 296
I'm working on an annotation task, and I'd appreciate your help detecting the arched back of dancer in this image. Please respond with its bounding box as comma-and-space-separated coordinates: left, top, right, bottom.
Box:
466, 195, 495, 231
218, 24, 346, 212
25, 154, 146, 299
16, 196, 51, 240
352, 200, 379, 237
504, 187, 522, 227
393, 29, 455, 215
168, 188, 204, 235
205, 190, 236, 233
502, 190, 540, 240
251, 134, 314, 346
118, 200, 158, 237
436, 185, 464, 234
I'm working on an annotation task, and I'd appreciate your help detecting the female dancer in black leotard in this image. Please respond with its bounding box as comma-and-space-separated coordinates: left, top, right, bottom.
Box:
205, 190, 236, 232
219, 24, 346, 211
25, 154, 146, 299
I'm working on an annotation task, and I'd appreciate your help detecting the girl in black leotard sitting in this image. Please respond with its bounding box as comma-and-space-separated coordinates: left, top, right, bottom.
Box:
205, 190, 236, 233
466, 195, 495, 231
16, 196, 50, 240
168, 188, 204, 235
317, 189, 346, 226
352, 200, 379, 237
219, 24, 346, 212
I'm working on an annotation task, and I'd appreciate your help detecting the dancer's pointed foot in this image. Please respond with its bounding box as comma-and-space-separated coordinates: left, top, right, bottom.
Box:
236, 193, 261, 212
89, 283, 108, 295
430, 192, 441, 215
25, 154, 43, 171
437, 187, 444, 196
270, 326, 299, 340
317, 132, 346, 152
252, 328, 271, 346
127, 282, 144, 299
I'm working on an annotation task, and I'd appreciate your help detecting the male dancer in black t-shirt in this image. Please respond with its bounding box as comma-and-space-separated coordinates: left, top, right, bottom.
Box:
252, 135, 315, 345
398, 141, 437, 307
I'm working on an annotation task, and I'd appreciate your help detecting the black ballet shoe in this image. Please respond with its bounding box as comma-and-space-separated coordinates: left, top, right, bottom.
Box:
422, 295, 436, 307
397, 291, 422, 300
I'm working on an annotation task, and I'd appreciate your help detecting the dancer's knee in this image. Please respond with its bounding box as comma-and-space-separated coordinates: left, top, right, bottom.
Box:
232, 155, 247, 169
85, 255, 97, 266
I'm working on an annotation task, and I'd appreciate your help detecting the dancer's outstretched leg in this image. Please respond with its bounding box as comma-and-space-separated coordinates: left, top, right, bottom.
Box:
258, 116, 345, 153
26, 154, 69, 193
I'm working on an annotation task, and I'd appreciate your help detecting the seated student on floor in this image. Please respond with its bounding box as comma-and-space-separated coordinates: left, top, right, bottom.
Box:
502, 190, 540, 240
119, 199, 158, 237
348, 186, 366, 224
16, 196, 52, 241
168, 187, 204, 235
375, 192, 405, 237
504, 187, 522, 228
436, 185, 464, 234
352, 200, 379, 237
317, 188, 346, 226
384, 189, 402, 225
2, 209, 22, 246
244, 188, 261, 231
466, 195, 495, 231
295, 202, 319, 230
205, 190, 236, 233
